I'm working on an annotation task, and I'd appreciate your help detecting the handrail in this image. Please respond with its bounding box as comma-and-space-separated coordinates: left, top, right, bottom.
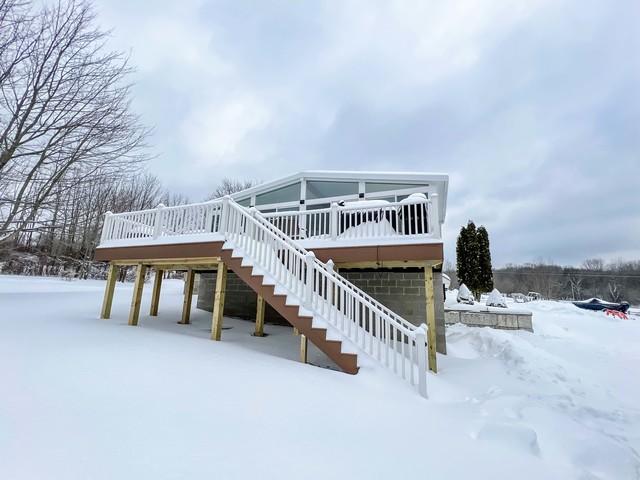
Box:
101, 200, 223, 244
222, 197, 428, 397
261, 196, 440, 241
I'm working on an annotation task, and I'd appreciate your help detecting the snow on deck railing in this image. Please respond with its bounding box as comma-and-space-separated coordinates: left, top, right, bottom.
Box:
100, 202, 223, 244
262, 195, 441, 242
99, 194, 441, 246
223, 198, 428, 398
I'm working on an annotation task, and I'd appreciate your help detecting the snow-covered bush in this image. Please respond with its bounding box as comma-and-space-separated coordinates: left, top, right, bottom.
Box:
486, 288, 507, 308
457, 283, 474, 304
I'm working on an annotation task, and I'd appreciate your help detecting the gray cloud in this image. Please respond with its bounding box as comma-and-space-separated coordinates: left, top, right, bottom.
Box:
94, 0, 640, 265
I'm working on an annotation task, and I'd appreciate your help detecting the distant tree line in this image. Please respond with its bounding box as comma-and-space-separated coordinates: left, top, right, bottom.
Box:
445, 258, 640, 305
0, 173, 191, 278
0, 170, 255, 279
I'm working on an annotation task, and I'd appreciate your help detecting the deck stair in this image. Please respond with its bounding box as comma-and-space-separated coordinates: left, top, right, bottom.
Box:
219, 197, 429, 397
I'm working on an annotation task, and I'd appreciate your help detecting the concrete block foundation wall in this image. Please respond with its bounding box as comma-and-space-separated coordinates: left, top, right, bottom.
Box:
197, 268, 447, 354
339, 269, 446, 354
197, 271, 285, 324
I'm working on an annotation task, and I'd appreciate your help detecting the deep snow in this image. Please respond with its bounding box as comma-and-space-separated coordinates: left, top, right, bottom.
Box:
0, 275, 639, 479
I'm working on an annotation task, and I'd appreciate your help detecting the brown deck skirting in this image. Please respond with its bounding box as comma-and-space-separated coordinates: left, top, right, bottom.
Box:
95, 240, 443, 265
94, 241, 226, 261
311, 243, 444, 265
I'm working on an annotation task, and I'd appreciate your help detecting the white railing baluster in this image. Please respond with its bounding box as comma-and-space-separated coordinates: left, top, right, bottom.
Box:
416, 326, 427, 398
101, 212, 112, 243
153, 204, 164, 239
430, 193, 440, 238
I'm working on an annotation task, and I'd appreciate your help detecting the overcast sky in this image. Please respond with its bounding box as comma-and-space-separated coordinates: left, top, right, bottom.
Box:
93, 0, 639, 267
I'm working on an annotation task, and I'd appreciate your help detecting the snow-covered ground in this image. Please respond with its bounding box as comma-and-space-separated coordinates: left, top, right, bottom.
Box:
1, 275, 639, 480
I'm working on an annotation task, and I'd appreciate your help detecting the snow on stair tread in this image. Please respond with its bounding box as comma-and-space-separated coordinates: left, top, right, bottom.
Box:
222, 241, 242, 255
307, 311, 359, 356
251, 266, 267, 278
273, 284, 297, 300
240, 256, 254, 268
223, 238, 359, 359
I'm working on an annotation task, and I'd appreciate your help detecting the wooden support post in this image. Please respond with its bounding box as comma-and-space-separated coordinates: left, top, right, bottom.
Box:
149, 269, 164, 316
210, 261, 227, 341
254, 294, 265, 337
300, 334, 308, 364
293, 327, 299, 336
424, 265, 438, 373
180, 269, 195, 325
100, 263, 118, 319
128, 264, 147, 326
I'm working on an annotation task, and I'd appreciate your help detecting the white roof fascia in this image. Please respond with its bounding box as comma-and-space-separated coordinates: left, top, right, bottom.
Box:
229, 170, 449, 220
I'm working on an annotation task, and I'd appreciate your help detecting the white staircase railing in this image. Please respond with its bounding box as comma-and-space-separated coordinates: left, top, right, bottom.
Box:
222, 197, 428, 398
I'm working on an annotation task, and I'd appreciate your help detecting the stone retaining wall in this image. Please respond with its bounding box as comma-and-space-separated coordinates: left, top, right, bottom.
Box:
445, 309, 533, 332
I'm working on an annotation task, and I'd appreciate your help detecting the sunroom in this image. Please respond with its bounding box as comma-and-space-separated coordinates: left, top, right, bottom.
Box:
230, 170, 448, 247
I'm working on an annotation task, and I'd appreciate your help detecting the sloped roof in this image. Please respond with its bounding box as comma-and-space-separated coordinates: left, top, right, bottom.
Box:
230, 170, 449, 219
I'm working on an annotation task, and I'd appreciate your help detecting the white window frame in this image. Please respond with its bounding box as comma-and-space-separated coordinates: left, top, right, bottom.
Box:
364, 185, 432, 202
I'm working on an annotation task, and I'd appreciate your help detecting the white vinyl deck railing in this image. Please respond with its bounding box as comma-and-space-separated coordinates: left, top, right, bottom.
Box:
262, 195, 440, 242
100, 202, 223, 244
222, 198, 428, 397
100, 195, 440, 246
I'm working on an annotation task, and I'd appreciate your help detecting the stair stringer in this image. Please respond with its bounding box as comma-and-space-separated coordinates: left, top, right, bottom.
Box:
219, 245, 360, 374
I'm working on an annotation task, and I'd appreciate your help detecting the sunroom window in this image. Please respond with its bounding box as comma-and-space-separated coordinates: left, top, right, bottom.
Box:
306, 181, 358, 200
255, 182, 301, 206
365, 182, 425, 194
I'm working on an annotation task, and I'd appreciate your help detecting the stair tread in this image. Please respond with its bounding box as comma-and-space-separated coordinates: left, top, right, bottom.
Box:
221, 241, 360, 372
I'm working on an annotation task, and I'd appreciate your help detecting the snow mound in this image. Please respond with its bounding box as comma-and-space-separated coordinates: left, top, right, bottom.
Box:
399, 192, 427, 203
486, 288, 507, 308
474, 422, 540, 456
457, 283, 473, 304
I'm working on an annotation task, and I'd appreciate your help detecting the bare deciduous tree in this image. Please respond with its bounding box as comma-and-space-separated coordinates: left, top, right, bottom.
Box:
567, 273, 584, 300
0, 0, 31, 86
206, 177, 257, 200
0, 0, 150, 245
583, 258, 604, 271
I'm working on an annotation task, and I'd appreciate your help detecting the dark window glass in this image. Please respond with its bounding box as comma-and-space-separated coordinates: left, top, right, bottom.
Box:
306, 203, 330, 210
306, 181, 358, 200
365, 182, 426, 193
255, 182, 301, 205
